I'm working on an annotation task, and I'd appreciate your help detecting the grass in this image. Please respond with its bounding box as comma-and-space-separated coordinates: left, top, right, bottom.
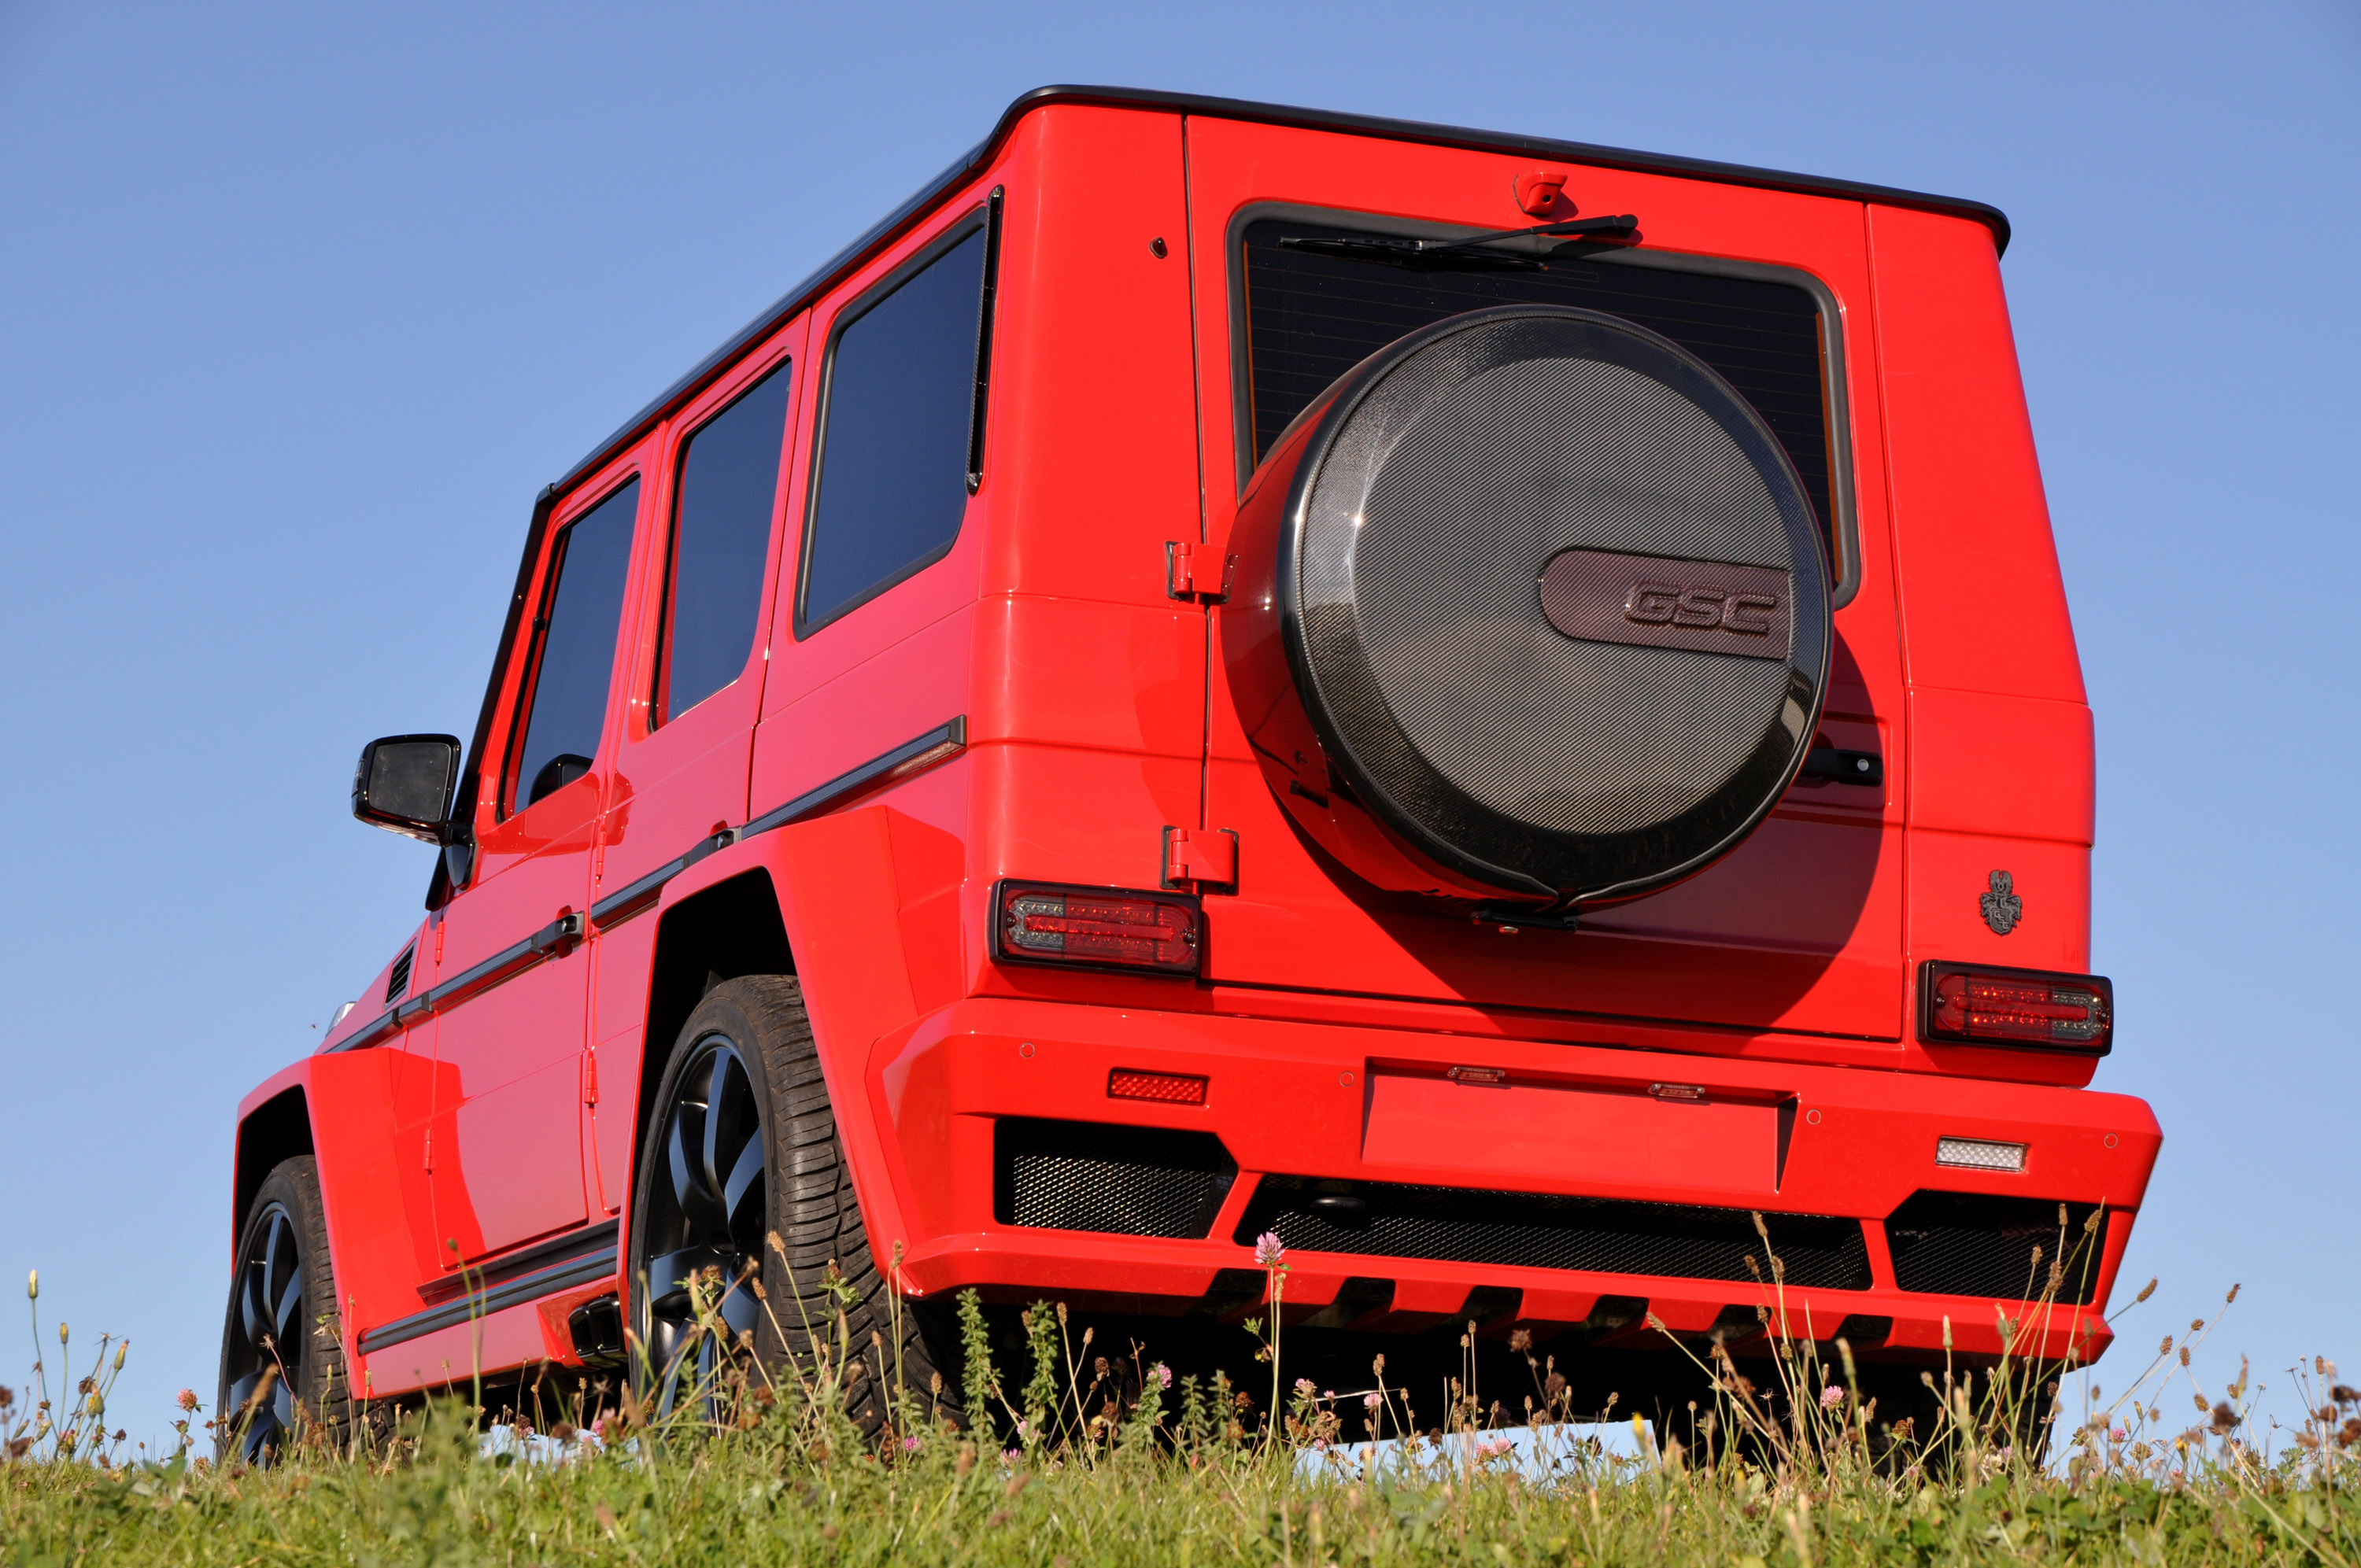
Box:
3, 1245, 2357, 1566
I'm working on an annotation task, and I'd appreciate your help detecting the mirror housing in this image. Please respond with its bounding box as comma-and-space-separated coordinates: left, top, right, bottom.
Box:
353, 735, 463, 843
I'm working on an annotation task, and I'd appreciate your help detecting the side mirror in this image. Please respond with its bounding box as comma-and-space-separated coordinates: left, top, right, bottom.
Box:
353, 735, 462, 843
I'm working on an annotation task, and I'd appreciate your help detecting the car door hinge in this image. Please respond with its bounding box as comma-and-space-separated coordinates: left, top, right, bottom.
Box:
583, 1050, 599, 1107
1166, 541, 1236, 603
421, 1129, 433, 1175
1161, 826, 1239, 894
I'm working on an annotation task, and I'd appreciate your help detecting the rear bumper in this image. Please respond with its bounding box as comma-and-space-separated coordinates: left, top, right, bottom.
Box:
866, 995, 2158, 1365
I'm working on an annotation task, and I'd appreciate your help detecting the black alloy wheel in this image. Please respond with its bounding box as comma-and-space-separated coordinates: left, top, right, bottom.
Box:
216, 1156, 375, 1461
223, 1205, 303, 1459
634, 1034, 768, 1417
627, 976, 953, 1437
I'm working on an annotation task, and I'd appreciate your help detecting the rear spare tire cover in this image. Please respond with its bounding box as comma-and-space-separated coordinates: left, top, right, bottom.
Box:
1227, 304, 1832, 906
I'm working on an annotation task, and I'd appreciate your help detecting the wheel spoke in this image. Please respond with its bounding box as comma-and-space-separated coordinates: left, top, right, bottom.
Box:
698, 1049, 740, 1208
720, 1134, 764, 1234
238, 1260, 268, 1352
272, 1271, 304, 1349
718, 1282, 760, 1339
262, 1214, 293, 1320
644, 1245, 709, 1311
666, 1109, 698, 1216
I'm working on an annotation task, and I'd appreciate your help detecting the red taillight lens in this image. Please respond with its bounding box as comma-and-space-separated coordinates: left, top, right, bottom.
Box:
994, 882, 1202, 976
1920, 962, 2112, 1053
1109, 1068, 1208, 1105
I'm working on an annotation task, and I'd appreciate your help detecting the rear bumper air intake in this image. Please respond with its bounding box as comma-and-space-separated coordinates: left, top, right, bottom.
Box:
1233, 1175, 1871, 1290
1886, 1191, 2107, 1304
994, 1118, 1236, 1239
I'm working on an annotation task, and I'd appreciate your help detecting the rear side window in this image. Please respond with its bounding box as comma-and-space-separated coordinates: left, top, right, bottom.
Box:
656, 360, 793, 722
508, 478, 638, 813
800, 222, 993, 633
1237, 216, 1846, 577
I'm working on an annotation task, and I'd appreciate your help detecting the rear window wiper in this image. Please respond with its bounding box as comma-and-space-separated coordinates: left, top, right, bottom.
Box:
1278, 214, 1640, 272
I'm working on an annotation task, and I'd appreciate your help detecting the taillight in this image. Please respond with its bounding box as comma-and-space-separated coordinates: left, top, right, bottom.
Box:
992, 881, 1202, 976
1919, 961, 2112, 1054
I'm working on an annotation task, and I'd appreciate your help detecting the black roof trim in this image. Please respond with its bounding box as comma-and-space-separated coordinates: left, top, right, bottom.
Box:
551, 85, 2009, 499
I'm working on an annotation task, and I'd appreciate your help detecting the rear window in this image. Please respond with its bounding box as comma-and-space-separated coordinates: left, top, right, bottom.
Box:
656, 359, 793, 723
799, 222, 994, 633
1236, 216, 1847, 576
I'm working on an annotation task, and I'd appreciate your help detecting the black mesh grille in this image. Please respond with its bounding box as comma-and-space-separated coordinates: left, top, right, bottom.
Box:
1236, 1176, 1870, 1289
1885, 1192, 2105, 1304
386, 946, 413, 1004
1241, 219, 1838, 548
995, 1120, 1235, 1240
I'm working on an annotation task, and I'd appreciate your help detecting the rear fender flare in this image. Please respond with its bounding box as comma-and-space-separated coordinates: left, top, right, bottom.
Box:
618, 806, 935, 1293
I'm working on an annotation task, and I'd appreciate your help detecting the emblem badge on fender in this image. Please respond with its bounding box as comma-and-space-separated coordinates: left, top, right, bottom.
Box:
1539, 548, 1792, 659
1980, 870, 2023, 935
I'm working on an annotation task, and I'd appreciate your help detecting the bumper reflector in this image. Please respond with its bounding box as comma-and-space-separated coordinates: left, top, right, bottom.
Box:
1920, 961, 2112, 1054
1109, 1068, 1208, 1105
1935, 1136, 2027, 1173
993, 881, 1202, 976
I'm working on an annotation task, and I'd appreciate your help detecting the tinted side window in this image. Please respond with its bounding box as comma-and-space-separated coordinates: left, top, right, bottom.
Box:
800, 226, 988, 631
658, 361, 792, 722
508, 478, 638, 812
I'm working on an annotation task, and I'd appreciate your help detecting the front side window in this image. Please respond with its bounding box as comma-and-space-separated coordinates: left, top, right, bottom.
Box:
508, 478, 638, 813
800, 223, 992, 633
656, 360, 793, 723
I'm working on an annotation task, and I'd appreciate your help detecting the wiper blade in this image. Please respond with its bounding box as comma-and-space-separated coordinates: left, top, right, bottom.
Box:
1279, 214, 1640, 272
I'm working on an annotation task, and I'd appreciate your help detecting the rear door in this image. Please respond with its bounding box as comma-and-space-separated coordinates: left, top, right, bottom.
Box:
1182, 116, 1906, 1044
588, 325, 805, 1214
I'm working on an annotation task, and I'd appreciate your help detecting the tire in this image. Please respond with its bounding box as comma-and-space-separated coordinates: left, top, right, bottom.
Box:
216, 1156, 380, 1461
626, 976, 953, 1438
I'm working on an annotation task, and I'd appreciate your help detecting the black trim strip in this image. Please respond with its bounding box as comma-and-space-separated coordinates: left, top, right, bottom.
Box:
328, 722, 963, 1053
587, 718, 969, 928
358, 1246, 619, 1354
333, 722, 966, 1051
966, 186, 1004, 493
326, 911, 584, 1053
545, 87, 2007, 507
416, 1220, 619, 1306
742, 717, 967, 839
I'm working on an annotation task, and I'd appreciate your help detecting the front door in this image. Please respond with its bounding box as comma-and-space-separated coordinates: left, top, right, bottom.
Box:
427, 470, 647, 1267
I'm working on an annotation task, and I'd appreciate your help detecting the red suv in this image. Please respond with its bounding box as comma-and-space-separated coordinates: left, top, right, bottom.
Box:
219, 87, 2157, 1455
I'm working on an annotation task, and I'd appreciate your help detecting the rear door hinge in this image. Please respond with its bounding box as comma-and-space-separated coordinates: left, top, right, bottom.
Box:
582, 1049, 599, 1107
1166, 541, 1236, 603
1161, 826, 1239, 894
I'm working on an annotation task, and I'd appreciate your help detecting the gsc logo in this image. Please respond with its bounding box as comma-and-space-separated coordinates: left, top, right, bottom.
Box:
1624, 582, 1779, 637
1539, 547, 1794, 660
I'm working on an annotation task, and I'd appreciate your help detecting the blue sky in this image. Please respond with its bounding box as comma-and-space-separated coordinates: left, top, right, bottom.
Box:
2, 1, 2355, 1446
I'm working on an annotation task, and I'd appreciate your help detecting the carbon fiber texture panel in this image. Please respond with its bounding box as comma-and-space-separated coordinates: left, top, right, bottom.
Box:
1279, 306, 1831, 902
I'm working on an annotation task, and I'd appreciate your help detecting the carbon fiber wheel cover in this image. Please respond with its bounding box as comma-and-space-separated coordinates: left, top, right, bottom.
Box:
1277, 305, 1831, 902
